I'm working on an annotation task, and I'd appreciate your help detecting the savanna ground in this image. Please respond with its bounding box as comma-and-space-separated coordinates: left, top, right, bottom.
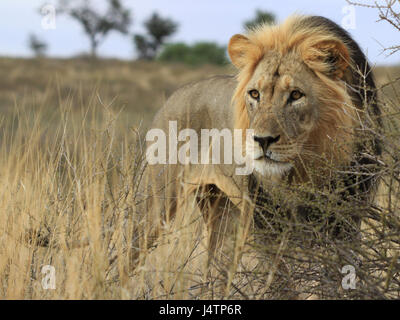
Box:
0, 57, 399, 299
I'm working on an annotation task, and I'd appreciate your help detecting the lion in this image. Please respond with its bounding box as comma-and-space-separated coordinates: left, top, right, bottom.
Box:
135, 15, 382, 294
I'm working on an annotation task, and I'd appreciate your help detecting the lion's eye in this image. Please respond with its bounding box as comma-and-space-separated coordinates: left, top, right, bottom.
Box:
249, 90, 260, 100
290, 90, 304, 101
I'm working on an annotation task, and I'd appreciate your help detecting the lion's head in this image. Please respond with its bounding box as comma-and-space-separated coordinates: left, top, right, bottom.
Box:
228, 15, 365, 183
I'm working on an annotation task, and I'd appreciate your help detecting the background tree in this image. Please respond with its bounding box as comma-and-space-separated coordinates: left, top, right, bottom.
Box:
134, 12, 178, 60
58, 0, 132, 58
28, 34, 48, 57
347, 0, 400, 56
158, 42, 228, 66
244, 9, 276, 30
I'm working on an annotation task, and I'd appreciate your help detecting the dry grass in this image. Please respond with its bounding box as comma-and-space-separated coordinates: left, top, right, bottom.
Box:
0, 57, 399, 299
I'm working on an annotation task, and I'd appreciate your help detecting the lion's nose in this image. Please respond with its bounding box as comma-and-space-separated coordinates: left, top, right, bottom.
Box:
253, 135, 280, 154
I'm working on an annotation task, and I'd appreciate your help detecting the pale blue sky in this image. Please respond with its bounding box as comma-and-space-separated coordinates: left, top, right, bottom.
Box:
0, 0, 399, 65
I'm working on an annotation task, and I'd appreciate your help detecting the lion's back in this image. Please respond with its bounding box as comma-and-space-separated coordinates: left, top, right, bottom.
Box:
150, 75, 238, 133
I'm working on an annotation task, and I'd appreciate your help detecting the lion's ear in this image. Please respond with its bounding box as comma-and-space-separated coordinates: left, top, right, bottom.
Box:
302, 40, 350, 79
228, 34, 261, 69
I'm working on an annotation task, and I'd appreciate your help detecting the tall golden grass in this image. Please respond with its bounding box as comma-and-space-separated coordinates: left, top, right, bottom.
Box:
0, 58, 234, 299
0, 57, 399, 299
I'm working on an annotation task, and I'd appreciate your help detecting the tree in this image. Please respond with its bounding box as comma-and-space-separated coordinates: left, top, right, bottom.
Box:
133, 34, 153, 60
244, 9, 276, 30
158, 43, 190, 63
58, 0, 132, 58
158, 42, 228, 66
347, 0, 400, 56
28, 34, 48, 57
134, 12, 178, 60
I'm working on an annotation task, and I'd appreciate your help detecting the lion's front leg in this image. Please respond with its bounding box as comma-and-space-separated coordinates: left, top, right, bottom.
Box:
193, 173, 255, 297
196, 185, 240, 269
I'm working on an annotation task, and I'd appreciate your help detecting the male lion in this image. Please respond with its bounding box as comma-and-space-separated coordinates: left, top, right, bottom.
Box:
136, 15, 381, 293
